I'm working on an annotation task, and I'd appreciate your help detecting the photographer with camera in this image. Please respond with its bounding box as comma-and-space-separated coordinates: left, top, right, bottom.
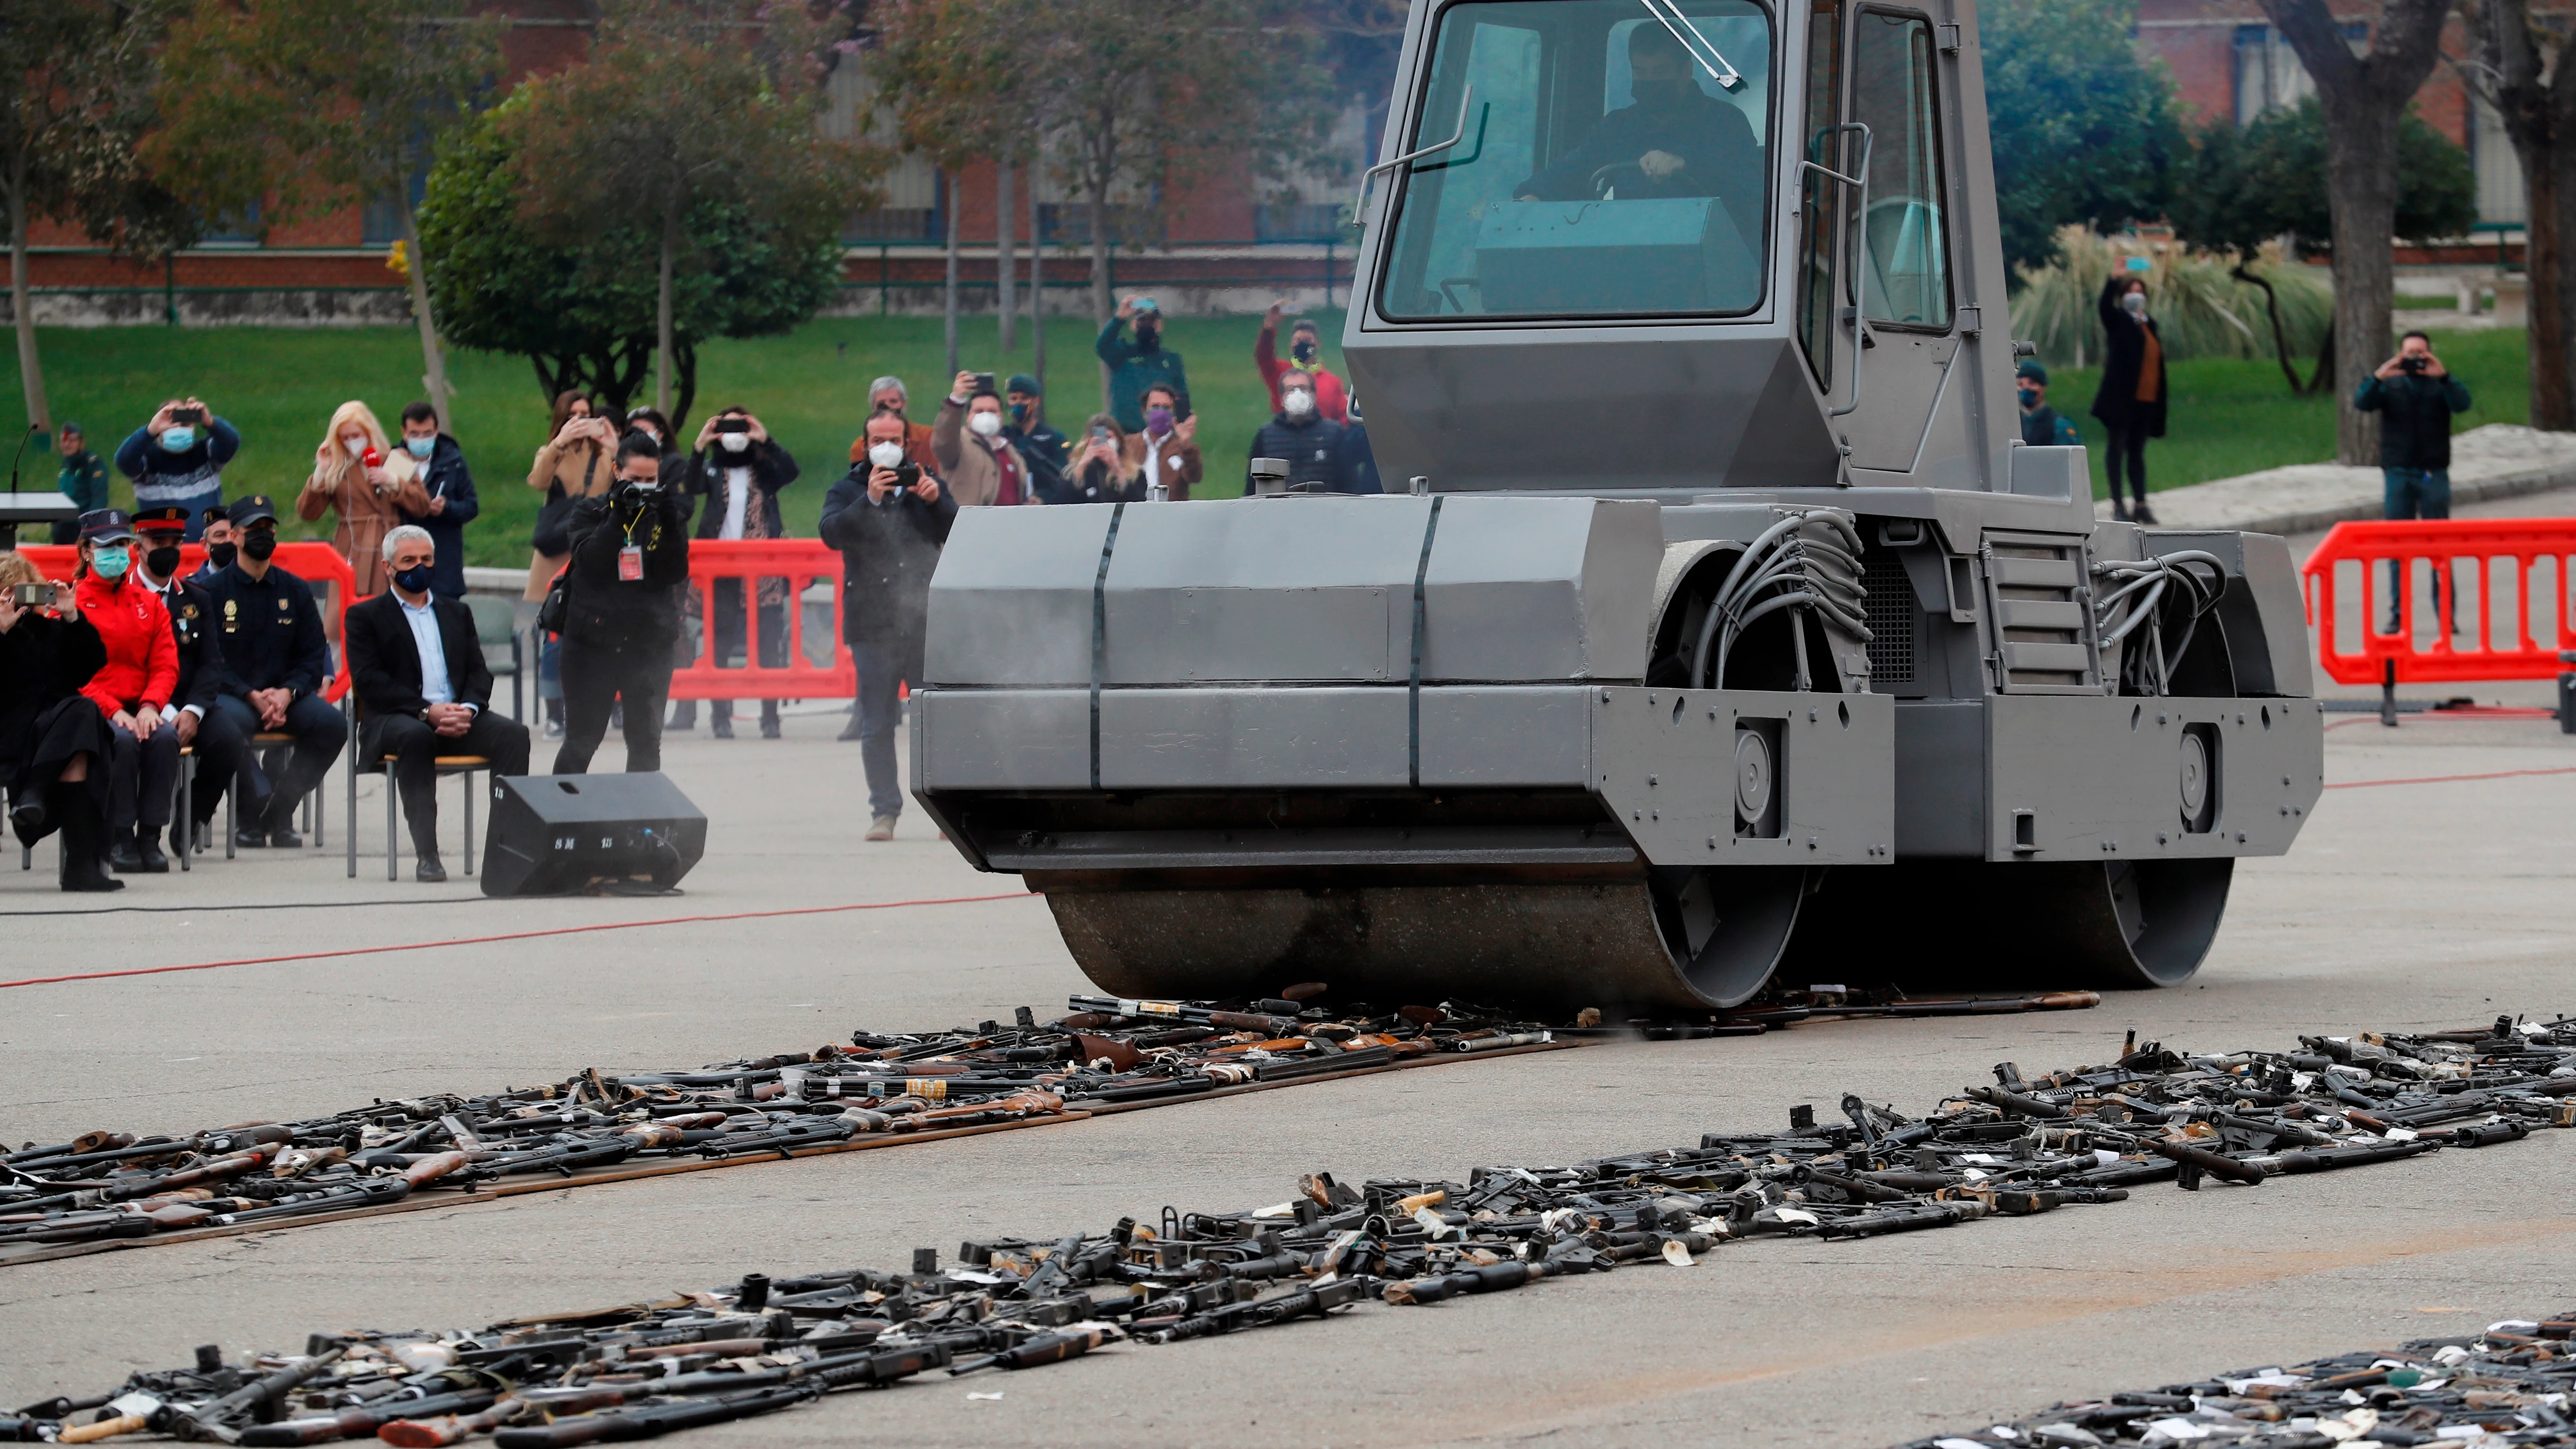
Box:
550, 432, 692, 776
0, 553, 121, 892
819, 412, 954, 839
2356, 330, 2473, 631
680, 406, 798, 739
116, 398, 239, 541
298, 401, 429, 597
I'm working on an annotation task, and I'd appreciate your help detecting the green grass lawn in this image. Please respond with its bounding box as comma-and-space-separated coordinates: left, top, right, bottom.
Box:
2033, 326, 2530, 499
0, 312, 1326, 569
0, 315, 2530, 566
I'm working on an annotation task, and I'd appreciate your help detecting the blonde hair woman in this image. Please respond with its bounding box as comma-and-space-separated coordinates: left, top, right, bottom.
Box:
297, 400, 428, 596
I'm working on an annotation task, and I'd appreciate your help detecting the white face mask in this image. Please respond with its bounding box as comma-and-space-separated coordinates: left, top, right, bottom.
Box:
2122, 292, 2147, 316
343, 436, 369, 458
967, 410, 1003, 438
1283, 388, 1316, 420
719, 431, 750, 453
867, 440, 906, 469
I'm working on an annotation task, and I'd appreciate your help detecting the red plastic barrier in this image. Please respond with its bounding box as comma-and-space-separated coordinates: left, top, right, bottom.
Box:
667, 539, 854, 701
2302, 518, 2576, 686
16, 541, 362, 703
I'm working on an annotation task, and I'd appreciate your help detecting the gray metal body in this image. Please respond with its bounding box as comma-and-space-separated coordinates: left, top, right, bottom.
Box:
910, 0, 2324, 1012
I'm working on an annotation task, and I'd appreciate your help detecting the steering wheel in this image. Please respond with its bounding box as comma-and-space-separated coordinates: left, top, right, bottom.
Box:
1589, 159, 1699, 199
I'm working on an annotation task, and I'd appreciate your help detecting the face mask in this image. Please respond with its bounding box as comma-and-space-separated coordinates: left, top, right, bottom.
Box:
344, 436, 369, 459
91, 544, 130, 579
1134, 322, 1160, 353
968, 411, 1003, 438
404, 435, 436, 459
393, 564, 435, 595
635, 427, 659, 445
1145, 406, 1175, 436
1283, 389, 1316, 420
145, 544, 182, 578
868, 441, 906, 469
241, 531, 277, 563
1290, 340, 1317, 365
205, 541, 238, 570
160, 426, 197, 452
719, 431, 750, 453
2123, 293, 2147, 316
1008, 401, 1030, 425
2017, 386, 2041, 409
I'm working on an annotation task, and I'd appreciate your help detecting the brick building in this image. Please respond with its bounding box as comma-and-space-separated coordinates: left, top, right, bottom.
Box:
2135, 0, 2528, 242
14, 0, 1366, 324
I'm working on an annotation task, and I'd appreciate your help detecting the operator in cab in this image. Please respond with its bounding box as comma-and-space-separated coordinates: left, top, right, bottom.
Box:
1513, 24, 1763, 248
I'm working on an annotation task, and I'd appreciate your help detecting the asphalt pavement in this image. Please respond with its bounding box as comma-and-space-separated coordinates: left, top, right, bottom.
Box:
2, 512, 2573, 1447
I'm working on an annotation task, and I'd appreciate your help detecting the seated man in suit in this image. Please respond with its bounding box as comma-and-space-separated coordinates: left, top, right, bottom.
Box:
345, 525, 532, 881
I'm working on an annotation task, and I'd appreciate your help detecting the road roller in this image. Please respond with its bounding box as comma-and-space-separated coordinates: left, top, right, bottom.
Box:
909, 0, 2325, 1014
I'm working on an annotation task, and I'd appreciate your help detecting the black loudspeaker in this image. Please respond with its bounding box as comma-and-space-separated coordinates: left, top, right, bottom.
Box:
483, 773, 707, 897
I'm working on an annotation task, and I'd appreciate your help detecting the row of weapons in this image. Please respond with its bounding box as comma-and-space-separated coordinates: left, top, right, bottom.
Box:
1900, 1316, 2576, 1447
0, 992, 1565, 1251
6, 1011, 2574, 1446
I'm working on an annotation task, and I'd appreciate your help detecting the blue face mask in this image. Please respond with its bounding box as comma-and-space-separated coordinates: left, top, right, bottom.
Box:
393, 563, 435, 595
91, 544, 130, 579
159, 426, 197, 452
404, 435, 435, 459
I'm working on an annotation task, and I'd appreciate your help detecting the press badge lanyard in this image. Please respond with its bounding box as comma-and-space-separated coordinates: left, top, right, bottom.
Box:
618, 507, 646, 581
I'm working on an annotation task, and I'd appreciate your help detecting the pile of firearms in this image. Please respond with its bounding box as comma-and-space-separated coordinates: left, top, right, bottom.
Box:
8, 1014, 2575, 1446
1897, 1317, 2576, 1447
0, 994, 1565, 1252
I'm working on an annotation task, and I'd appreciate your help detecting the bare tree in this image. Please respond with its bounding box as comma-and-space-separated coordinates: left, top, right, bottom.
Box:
2255, 0, 2453, 462
151, 0, 502, 432
2456, 0, 2575, 430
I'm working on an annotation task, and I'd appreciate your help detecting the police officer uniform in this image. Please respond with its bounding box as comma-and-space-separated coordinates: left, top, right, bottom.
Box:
201, 494, 347, 847
132, 506, 247, 858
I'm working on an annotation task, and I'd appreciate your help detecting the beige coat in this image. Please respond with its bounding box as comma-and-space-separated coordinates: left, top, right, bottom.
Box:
931, 398, 1033, 507
298, 449, 428, 597
523, 435, 614, 598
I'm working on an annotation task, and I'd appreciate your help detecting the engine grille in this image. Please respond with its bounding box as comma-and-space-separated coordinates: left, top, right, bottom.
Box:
1860, 547, 1917, 685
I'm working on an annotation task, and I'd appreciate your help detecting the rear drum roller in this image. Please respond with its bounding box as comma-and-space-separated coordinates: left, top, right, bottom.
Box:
1785, 857, 2233, 990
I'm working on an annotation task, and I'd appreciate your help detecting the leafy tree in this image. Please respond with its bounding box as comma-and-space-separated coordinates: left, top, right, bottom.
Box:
0, 0, 187, 434
2170, 99, 2475, 394
501, 0, 877, 422
147, 0, 501, 432
419, 92, 860, 429
2255, 0, 2452, 464
1979, 0, 2182, 278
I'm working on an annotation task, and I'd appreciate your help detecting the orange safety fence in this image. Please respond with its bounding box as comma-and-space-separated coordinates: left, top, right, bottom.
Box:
2302, 518, 2576, 688
16, 541, 360, 704
666, 539, 854, 701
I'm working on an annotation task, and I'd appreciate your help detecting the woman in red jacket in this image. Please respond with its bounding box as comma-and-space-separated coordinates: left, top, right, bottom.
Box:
70, 509, 180, 874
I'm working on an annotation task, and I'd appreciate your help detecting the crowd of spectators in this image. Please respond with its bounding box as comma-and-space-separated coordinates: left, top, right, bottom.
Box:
0, 296, 1402, 884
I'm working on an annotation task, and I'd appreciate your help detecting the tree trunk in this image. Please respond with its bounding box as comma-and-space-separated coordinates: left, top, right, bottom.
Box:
2320, 103, 2399, 463
997, 157, 1016, 354
656, 190, 679, 419
1091, 179, 1112, 416
670, 335, 697, 440
8, 169, 50, 438
2304, 321, 2334, 397
2235, 261, 2302, 394
397, 195, 454, 434
2462, 0, 2574, 429
1029, 169, 1045, 394
944, 169, 961, 379
2527, 140, 2572, 430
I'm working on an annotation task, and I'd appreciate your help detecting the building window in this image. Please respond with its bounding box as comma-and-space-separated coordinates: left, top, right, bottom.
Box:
2472, 97, 2527, 226
2232, 23, 2364, 127
362, 165, 430, 246
199, 202, 261, 248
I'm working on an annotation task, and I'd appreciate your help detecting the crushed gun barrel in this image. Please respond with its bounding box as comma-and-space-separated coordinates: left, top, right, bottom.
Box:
12, 1014, 2576, 1447
1894, 1314, 2576, 1448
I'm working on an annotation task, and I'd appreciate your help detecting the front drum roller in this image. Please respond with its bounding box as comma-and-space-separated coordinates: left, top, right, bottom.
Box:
1787, 855, 2233, 990
1038, 865, 1813, 1016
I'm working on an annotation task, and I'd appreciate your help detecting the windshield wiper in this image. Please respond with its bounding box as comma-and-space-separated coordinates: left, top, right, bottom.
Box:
1638, 0, 1746, 91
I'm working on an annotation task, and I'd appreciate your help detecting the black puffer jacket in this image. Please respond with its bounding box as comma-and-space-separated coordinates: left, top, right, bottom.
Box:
560, 486, 691, 651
